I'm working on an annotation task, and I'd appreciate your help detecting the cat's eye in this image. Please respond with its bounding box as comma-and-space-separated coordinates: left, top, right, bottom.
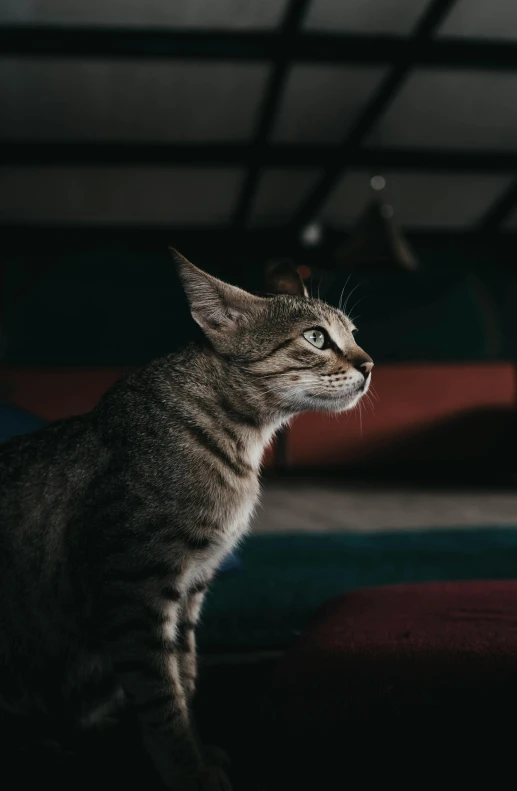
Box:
303, 328, 327, 349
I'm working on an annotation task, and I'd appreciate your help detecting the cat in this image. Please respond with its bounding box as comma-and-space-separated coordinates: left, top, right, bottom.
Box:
0, 250, 373, 791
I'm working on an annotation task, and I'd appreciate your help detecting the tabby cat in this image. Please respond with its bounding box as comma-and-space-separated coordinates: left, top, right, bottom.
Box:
0, 251, 373, 790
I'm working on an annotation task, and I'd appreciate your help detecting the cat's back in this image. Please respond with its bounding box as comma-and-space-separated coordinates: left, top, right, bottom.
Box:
0, 412, 104, 536
0, 411, 98, 479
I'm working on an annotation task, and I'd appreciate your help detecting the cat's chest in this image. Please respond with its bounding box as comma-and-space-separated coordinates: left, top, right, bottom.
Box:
226, 487, 258, 535
180, 478, 259, 588
214, 475, 260, 541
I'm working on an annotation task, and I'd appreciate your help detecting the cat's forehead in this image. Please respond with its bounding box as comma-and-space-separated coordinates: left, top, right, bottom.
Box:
303, 296, 352, 326
320, 305, 356, 347
267, 294, 354, 335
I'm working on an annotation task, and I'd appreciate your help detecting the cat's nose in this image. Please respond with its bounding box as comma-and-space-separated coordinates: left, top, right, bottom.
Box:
354, 359, 374, 381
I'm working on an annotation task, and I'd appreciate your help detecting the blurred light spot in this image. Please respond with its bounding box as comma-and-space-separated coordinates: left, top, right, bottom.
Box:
301, 222, 323, 246
370, 175, 386, 191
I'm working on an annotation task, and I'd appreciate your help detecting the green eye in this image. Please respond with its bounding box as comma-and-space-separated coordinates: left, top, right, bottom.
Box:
304, 329, 326, 349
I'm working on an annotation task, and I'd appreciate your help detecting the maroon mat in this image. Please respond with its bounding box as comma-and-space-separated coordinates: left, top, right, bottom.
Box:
261, 581, 517, 787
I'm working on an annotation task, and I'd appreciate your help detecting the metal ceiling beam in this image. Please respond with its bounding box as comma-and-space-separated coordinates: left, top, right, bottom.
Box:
0, 26, 274, 60
355, 148, 517, 173
290, 0, 460, 229
3, 141, 517, 173
232, 0, 312, 228
0, 142, 251, 166
3, 25, 517, 70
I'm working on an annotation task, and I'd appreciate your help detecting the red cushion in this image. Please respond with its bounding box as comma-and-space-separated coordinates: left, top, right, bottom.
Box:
287, 363, 516, 467
263, 582, 517, 786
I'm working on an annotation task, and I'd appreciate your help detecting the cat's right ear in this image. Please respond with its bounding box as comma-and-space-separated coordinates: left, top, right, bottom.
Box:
171, 248, 263, 337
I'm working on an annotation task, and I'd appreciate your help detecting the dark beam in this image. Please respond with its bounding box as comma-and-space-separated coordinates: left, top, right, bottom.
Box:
290, 0, 460, 228
3, 141, 517, 173
357, 148, 517, 173
0, 142, 250, 166
298, 35, 517, 70
0, 26, 275, 61
3, 25, 517, 70
479, 177, 517, 231
232, 0, 312, 228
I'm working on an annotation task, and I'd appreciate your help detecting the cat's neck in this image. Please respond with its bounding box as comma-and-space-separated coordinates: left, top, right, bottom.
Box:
166, 343, 286, 432
176, 345, 287, 467
116, 344, 287, 469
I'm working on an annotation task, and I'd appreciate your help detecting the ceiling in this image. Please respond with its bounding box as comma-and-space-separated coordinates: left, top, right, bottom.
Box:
1, 0, 517, 233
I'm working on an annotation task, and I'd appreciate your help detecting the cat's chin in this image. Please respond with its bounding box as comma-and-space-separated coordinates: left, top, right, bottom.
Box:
296, 390, 366, 414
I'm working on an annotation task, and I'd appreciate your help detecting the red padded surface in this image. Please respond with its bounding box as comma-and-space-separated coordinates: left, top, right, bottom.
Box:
263, 582, 517, 786
274, 582, 517, 711
0, 366, 132, 421
287, 363, 516, 466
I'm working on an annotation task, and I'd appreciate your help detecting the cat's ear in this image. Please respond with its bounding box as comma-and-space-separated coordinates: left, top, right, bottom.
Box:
265, 259, 308, 298
171, 248, 263, 335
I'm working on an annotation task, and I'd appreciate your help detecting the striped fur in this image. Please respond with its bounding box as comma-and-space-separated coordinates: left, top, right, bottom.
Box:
0, 252, 372, 789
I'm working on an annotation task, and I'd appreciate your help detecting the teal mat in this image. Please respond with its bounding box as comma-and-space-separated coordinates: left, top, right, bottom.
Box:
198, 528, 517, 651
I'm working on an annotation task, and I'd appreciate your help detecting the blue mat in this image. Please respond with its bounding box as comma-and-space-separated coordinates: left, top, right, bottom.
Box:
199, 528, 517, 651
0, 402, 46, 442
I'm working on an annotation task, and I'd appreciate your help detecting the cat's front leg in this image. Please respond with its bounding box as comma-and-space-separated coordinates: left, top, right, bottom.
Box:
105, 590, 203, 790
177, 581, 231, 775
177, 580, 207, 702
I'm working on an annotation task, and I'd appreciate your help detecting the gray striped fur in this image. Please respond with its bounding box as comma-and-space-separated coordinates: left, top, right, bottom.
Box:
0, 252, 372, 790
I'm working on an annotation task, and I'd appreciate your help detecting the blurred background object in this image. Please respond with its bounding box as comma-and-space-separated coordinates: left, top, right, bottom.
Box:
3, 1, 517, 784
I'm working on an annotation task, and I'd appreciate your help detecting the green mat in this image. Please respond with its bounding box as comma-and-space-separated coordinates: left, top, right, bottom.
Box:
198, 528, 517, 652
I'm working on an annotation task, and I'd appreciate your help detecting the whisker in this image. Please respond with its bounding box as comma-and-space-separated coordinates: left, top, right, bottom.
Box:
338, 283, 346, 313
362, 392, 376, 414
339, 270, 354, 312
368, 385, 380, 403
342, 280, 364, 315
348, 294, 368, 320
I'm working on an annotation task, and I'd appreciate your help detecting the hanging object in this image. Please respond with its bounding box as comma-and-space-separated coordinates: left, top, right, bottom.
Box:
334, 175, 420, 273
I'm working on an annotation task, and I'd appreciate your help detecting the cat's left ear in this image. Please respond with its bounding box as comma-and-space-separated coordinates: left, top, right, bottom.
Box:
265, 259, 309, 298
171, 248, 263, 336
